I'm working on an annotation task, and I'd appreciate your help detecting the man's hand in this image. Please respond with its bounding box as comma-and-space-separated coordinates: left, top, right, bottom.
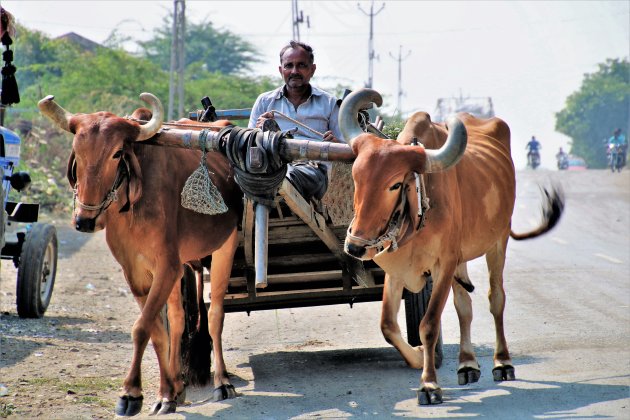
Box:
322, 130, 340, 143
255, 111, 275, 128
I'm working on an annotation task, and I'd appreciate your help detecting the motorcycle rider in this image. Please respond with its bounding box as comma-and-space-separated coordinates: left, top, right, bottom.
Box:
526, 135, 541, 167
607, 128, 627, 168
556, 147, 569, 169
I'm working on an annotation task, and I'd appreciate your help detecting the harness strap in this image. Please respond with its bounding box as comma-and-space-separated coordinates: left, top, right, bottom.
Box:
74, 160, 128, 214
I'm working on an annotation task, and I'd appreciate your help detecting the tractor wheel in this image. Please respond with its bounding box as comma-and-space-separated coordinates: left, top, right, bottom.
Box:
16, 223, 58, 318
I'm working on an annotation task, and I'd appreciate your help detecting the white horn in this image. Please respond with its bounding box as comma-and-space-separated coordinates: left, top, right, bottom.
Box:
136, 92, 164, 141
338, 88, 383, 146
425, 115, 468, 173
37, 95, 72, 132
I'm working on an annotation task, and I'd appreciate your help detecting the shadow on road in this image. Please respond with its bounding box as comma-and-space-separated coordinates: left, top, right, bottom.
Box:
181, 345, 629, 418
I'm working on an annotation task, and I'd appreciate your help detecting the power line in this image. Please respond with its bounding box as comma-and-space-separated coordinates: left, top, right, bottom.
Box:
358, 1, 384, 89
389, 45, 411, 115
168, 0, 185, 121
292, 0, 310, 41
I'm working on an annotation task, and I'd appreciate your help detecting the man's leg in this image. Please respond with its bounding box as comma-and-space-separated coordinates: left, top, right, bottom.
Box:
286, 162, 328, 202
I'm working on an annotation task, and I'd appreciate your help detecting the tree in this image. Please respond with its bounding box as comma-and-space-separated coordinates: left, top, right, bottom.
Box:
139, 15, 259, 75
555, 58, 630, 168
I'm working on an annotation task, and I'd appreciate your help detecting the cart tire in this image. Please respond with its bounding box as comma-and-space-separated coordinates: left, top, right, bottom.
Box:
404, 276, 443, 369
16, 223, 58, 318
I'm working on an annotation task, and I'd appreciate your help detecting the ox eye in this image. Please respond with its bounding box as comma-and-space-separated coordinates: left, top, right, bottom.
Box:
389, 182, 402, 191
112, 150, 123, 159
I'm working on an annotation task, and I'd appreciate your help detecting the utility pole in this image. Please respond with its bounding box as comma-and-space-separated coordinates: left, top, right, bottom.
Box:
168, 0, 185, 121
389, 45, 411, 115
292, 0, 310, 41
358, 0, 384, 88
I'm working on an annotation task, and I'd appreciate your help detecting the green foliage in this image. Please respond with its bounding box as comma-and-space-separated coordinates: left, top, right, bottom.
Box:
0, 402, 15, 418
381, 117, 407, 139
139, 15, 259, 75
555, 58, 630, 168
5, 18, 275, 213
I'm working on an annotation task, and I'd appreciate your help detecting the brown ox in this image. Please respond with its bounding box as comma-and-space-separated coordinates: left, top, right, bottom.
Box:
338, 89, 563, 405
38, 94, 241, 416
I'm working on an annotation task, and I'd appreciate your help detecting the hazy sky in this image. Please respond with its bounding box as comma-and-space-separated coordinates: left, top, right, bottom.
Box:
3, 0, 629, 169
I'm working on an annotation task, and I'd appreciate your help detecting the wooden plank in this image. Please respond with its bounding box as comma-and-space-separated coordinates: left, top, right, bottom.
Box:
242, 199, 254, 266
278, 179, 345, 260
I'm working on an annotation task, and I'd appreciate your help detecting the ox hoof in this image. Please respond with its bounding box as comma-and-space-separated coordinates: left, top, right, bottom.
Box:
115, 394, 143, 416
212, 384, 237, 402
148, 399, 177, 415
417, 386, 443, 405
176, 388, 187, 405
492, 365, 516, 381
457, 366, 481, 385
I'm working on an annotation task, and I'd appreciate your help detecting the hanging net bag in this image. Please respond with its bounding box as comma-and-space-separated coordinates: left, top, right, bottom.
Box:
181, 130, 228, 215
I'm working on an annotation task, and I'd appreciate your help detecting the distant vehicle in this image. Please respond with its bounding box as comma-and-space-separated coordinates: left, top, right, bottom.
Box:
433, 94, 495, 123
567, 155, 587, 171
527, 150, 541, 170
607, 144, 625, 172
557, 153, 569, 170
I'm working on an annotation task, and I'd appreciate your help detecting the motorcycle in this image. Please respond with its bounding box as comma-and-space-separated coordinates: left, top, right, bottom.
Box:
557, 154, 569, 170
607, 144, 625, 172
528, 150, 541, 169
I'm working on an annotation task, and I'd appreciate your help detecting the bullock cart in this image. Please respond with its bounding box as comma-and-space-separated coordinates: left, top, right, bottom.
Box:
170, 97, 443, 361
0, 123, 58, 318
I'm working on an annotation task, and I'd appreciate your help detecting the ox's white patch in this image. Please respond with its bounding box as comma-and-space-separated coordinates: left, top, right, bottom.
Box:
482, 184, 501, 220
551, 237, 568, 245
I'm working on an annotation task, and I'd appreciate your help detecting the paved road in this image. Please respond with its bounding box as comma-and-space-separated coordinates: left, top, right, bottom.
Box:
167, 169, 629, 419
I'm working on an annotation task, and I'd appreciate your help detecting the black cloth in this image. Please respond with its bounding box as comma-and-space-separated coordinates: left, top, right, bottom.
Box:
285, 161, 328, 201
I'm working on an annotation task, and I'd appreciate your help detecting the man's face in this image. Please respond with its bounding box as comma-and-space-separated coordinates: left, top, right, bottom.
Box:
279, 47, 316, 89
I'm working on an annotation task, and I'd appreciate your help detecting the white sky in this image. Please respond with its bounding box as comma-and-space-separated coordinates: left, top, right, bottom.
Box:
2, 0, 629, 169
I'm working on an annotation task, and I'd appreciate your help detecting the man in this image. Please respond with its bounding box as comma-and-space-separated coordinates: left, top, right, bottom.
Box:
248, 40, 343, 202
607, 128, 627, 167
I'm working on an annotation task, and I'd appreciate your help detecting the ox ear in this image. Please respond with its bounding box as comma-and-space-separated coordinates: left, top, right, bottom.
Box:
124, 149, 143, 210
66, 150, 77, 188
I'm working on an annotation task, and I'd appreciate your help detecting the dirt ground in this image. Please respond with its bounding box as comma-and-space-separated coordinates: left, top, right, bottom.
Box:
1, 169, 629, 419
0, 213, 155, 419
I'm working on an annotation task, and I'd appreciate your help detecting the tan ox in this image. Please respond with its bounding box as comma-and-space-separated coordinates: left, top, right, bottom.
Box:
338, 89, 563, 405
38, 94, 241, 416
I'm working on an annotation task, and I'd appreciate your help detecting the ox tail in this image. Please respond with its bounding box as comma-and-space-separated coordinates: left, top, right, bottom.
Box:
180, 263, 212, 386
510, 183, 565, 241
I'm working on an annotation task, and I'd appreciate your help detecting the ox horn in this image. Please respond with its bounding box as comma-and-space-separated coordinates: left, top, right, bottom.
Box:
424, 115, 468, 173
339, 88, 384, 145
37, 95, 72, 132
136, 92, 164, 141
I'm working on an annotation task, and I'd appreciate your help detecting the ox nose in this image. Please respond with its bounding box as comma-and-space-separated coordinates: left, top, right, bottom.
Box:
75, 216, 96, 233
345, 242, 366, 259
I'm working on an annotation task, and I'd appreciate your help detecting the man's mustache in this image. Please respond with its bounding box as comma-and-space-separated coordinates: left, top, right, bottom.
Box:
289, 75, 303, 80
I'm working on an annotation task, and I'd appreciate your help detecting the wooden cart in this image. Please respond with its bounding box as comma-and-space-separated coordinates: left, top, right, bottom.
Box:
187, 100, 442, 359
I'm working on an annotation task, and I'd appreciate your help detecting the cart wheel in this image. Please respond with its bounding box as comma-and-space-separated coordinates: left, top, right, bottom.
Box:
404, 276, 443, 368
16, 223, 58, 318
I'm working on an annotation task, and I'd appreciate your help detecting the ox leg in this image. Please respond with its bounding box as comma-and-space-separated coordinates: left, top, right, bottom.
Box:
453, 263, 480, 385
418, 266, 454, 405
380, 274, 424, 369
166, 279, 186, 402
208, 228, 239, 402
486, 239, 515, 381
118, 265, 183, 416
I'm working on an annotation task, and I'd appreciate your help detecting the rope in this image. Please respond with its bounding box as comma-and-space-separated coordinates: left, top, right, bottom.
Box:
271, 111, 340, 143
